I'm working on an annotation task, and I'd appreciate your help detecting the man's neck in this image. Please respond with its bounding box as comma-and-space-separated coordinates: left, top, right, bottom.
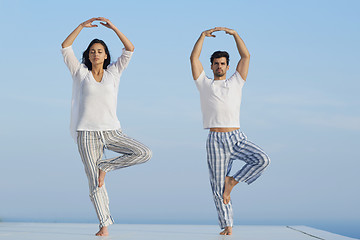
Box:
214, 75, 226, 80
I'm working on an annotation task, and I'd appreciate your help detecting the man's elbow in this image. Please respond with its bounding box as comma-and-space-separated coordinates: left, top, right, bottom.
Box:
190, 55, 198, 63
242, 53, 250, 59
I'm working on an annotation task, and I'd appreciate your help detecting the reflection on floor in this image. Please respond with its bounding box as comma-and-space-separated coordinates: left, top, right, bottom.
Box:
0, 223, 357, 240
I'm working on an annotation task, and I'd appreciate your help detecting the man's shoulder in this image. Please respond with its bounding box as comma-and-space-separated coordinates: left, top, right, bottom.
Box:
228, 71, 245, 83
196, 70, 211, 82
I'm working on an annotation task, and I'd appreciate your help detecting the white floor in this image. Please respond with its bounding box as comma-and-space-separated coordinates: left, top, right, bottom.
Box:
0, 223, 357, 240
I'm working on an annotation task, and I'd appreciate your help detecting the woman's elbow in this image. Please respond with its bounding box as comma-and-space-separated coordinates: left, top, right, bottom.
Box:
127, 46, 135, 52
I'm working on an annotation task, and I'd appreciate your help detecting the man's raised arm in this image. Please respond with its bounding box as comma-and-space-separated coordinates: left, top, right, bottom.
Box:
222, 28, 250, 81
190, 28, 218, 80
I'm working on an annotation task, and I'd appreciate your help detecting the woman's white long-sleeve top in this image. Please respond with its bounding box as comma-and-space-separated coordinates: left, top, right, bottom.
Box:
61, 46, 133, 141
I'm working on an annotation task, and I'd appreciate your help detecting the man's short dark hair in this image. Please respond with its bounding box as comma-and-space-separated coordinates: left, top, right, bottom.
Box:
210, 51, 230, 65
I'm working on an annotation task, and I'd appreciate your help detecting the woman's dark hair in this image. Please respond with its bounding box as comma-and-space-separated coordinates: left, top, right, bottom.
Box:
82, 39, 111, 70
210, 51, 230, 65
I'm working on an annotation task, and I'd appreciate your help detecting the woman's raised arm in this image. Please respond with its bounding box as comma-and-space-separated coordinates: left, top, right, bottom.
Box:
98, 17, 135, 52
61, 18, 100, 48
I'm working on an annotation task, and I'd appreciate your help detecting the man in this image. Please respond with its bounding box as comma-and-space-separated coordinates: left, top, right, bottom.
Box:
190, 27, 270, 235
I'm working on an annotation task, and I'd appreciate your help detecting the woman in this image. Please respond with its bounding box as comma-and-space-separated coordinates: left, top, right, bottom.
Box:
61, 17, 152, 236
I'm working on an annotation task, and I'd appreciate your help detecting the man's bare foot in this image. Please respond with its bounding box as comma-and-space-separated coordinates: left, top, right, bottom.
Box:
220, 226, 232, 235
98, 169, 106, 188
223, 176, 239, 204
95, 226, 108, 236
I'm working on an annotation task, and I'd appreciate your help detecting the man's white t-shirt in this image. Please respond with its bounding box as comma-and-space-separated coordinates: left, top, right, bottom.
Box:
61, 46, 133, 140
195, 70, 245, 129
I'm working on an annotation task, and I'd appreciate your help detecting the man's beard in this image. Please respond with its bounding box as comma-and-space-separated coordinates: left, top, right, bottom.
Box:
214, 72, 225, 78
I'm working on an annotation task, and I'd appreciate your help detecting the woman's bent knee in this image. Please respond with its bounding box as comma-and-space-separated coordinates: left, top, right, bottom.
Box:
136, 146, 152, 164
142, 148, 152, 163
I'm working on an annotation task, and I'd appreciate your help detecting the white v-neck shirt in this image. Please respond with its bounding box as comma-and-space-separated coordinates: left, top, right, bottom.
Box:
195, 70, 245, 129
61, 46, 133, 140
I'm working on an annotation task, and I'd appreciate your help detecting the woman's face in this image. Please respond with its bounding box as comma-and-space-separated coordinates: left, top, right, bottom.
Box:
89, 43, 107, 67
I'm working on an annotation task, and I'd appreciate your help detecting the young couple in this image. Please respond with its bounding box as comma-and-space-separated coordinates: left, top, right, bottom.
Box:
62, 17, 270, 236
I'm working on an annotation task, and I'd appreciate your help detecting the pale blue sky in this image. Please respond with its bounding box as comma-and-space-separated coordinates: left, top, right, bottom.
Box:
1, 0, 359, 238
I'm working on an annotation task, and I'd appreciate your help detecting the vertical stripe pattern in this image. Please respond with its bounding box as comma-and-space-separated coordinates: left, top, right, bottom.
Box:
206, 129, 270, 229
77, 129, 151, 228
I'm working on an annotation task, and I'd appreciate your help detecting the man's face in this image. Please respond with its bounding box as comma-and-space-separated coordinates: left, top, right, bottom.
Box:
211, 57, 229, 78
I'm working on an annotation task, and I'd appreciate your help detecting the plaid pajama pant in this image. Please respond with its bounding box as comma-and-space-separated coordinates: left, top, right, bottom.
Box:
77, 129, 152, 228
206, 129, 270, 229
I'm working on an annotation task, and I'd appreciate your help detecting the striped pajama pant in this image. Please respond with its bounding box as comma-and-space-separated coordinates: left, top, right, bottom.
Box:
206, 129, 270, 229
77, 129, 152, 228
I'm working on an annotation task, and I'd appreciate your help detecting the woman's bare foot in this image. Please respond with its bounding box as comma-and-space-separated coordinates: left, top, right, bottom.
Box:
223, 176, 239, 204
98, 169, 106, 188
95, 226, 108, 236
220, 226, 232, 235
